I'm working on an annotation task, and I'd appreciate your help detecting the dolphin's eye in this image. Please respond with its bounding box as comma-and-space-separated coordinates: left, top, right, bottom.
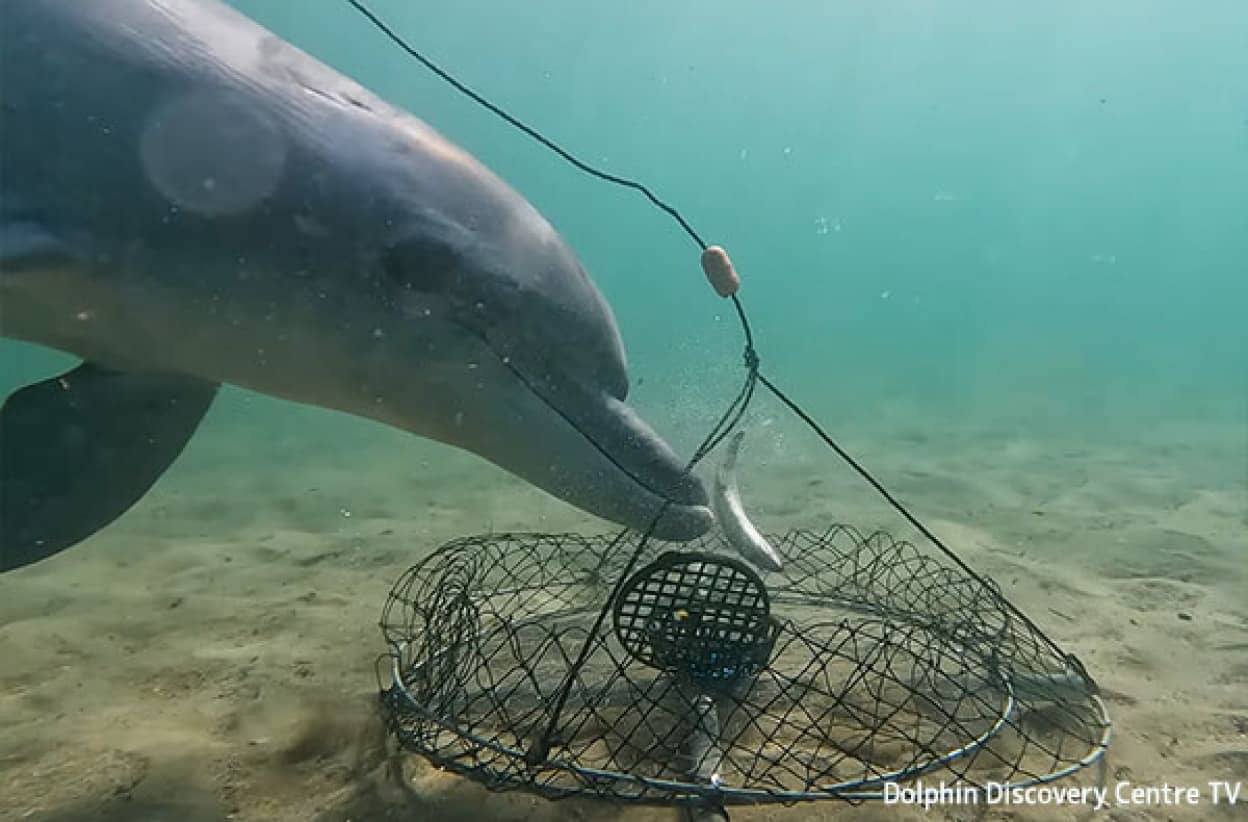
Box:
382, 236, 461, 294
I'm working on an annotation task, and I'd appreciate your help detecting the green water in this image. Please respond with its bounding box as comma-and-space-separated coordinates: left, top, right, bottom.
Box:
228, 0, 1248, 432
3, 0, 1246, 497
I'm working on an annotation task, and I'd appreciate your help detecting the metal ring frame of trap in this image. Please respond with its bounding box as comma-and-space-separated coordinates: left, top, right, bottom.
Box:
378, 525, 1112, 807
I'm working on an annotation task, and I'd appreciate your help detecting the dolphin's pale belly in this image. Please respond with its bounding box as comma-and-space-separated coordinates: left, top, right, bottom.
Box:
3, 255, 451, 439
4, 247, 258, 373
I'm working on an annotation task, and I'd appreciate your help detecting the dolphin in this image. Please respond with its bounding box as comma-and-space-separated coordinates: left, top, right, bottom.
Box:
0, 0, 712, 573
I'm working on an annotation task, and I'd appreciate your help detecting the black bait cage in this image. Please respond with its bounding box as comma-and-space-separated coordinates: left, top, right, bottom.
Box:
376, 525, 1112, 811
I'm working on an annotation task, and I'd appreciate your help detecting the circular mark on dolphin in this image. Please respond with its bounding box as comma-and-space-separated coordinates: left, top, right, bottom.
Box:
140, 91, 286, 216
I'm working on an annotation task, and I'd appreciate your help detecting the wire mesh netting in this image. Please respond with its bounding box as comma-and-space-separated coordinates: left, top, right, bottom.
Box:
377, 525, 1111, 807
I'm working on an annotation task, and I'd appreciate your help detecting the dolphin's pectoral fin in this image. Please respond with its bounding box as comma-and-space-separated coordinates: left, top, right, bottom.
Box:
0, 362, 219, 572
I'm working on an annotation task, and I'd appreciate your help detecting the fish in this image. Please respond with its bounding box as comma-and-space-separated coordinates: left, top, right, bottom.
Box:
711, 432, 784, 572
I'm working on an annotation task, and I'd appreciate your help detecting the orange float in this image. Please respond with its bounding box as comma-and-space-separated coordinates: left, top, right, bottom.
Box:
700, 245, 740, 297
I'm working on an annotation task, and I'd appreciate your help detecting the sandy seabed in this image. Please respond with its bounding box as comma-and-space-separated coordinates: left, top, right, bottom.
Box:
2, 401, 1245, 822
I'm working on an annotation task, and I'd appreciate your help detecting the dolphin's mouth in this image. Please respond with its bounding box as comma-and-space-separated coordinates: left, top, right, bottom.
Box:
502, 356, 712, 540
460, 326, 712, 540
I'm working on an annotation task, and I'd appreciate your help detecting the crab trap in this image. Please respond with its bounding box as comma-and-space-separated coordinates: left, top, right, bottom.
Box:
377, 524, 1112, 811
344, 0, 1115, 811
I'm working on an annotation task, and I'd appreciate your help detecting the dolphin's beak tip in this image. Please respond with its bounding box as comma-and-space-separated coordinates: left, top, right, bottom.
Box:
647, 466, 712, 541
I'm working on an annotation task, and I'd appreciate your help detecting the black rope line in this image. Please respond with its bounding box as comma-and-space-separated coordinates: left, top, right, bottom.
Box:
752, 373, 1068, 661
344, 0, 707, 251
345, 0, 1074, 760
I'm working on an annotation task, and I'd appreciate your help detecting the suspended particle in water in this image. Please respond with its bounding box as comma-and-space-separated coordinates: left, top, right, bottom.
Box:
739, 148, 748, 161
293, 214, 327, 237
814, 216, 842, 235
881, 290, 891, 300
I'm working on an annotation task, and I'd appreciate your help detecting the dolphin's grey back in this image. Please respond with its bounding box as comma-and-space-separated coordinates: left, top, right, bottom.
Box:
3, 0, 428, 299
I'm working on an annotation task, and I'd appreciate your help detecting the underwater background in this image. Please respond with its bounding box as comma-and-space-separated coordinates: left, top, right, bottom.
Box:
1, 1, 1245, 820
7, 0, 1247, 443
